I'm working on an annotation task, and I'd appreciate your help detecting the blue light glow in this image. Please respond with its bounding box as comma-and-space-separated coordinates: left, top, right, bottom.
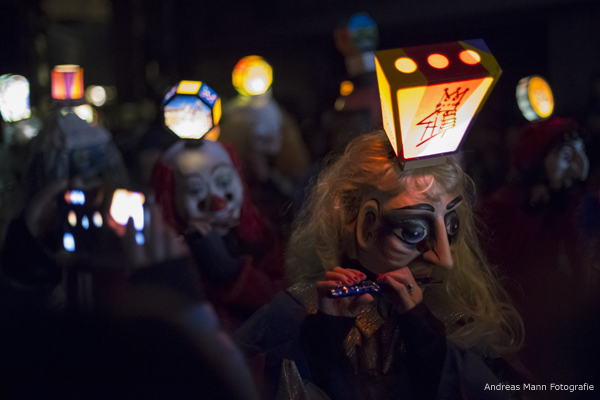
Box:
63, 232, 75, 252
69, 190, 85, 205
135, 232, 145, 245
82, 215, 89, 229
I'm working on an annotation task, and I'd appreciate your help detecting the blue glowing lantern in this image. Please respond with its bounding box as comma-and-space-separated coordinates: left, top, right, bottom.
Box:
163, 81, 222, 140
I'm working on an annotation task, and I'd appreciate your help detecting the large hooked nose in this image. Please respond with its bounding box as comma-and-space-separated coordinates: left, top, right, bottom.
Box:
208, 195, 228, 212
422, 219, 454, 270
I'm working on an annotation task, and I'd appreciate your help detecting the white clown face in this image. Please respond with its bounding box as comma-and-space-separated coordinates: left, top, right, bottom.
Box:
173, 140, 244, 236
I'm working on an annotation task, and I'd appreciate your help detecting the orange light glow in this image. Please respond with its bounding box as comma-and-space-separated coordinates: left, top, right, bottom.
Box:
427, 54, 449, 69
232, 56, 273, 96
459, 50, 480, 65
51, 65, 84, 100
394, 58, 417, 73
516, 75, 554, 121
340, 80, 354, 96
397, 77, 494, 159
68, 210, 77, 227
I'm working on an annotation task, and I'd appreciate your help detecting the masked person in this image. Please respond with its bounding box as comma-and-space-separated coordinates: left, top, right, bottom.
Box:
0, 176, 260, 400
152, 138, 287, 330
24, 65, 128, 201
479, 116, 592, 385
218, 56, 310, 231
235, 131, 526, 400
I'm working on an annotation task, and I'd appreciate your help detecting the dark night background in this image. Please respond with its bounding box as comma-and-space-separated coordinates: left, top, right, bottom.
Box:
2, 0, 600, 128
1, 0, 600, 398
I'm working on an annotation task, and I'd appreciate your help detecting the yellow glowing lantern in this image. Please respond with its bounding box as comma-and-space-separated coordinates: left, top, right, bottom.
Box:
375, 39, 501, 164
52, 65, 84, 101
516, 75, 554, 121
163, 80, 221, 140
0, 74, 32, 122
232, 56, 273, 96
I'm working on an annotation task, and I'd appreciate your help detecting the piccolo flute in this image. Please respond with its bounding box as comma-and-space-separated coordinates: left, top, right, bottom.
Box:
327, 278, 443, 298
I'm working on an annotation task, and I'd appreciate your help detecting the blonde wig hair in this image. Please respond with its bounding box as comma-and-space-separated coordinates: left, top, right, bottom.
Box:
286, 131, 523, 355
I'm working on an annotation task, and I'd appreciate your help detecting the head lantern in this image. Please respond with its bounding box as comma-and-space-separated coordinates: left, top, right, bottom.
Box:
51, 65, 86, 105
334, 13, 378, 78
232, 56, 273, 97
374, 39, 501, 167
516, 75, 554, 122
163, 80, 222, 140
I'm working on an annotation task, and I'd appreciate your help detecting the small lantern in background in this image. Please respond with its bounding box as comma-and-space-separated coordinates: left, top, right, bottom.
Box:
52, 65, 85, 103
516, 75, 554, 121
374, 39, 501, 166
334, 13, 378, 78
163, 80, 221, 140
232, 56, 273, 97
0, 74, 32, 123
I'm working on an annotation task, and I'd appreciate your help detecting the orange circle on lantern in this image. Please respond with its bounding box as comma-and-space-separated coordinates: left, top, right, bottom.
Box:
459, 50, 481, 65
427, 54, 449, 69
394, 57, 417, 73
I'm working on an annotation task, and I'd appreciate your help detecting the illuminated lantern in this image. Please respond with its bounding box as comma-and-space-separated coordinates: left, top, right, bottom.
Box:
232, 56, 273, 96
374, 39, 501, 166
51, 65, 85, 104
0, 74, 32, 122
163, 80, 222, 140
516, 75, 554, 121
335, 13, 378, 78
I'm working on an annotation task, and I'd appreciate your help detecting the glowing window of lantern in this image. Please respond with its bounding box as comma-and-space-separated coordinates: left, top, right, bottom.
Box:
177, 81, 202, 95
68, 210, 77, 227
164, 96, 213, 139
212, 97, 222, 125
93, 211, 103, 228
340, 80, 354, 96
110, 190, 146, 231
427, 54, 449, 69
396, 77, 494, 160
394, 58, 417, 73
63, 232, 75, 252
0, 75, 32, 122
516, 76, 554, 121
459, 50, 480, 65
233, 56, 273, 96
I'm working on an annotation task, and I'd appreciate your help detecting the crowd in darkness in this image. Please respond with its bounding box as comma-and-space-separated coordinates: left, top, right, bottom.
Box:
1, 1, 600, 399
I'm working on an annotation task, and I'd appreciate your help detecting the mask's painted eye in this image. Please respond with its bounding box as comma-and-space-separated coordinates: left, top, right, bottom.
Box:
186, 177, 207, 198
212, 165, 236, 190
393, 220, 429, 245
444, 211, 460, 244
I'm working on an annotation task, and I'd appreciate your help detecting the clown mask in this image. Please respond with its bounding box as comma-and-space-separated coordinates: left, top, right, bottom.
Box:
173, 140, 243, 236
